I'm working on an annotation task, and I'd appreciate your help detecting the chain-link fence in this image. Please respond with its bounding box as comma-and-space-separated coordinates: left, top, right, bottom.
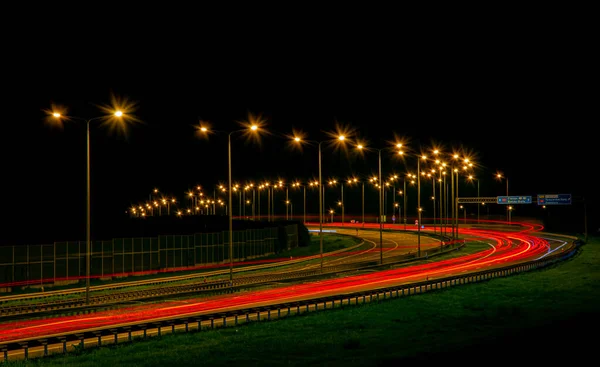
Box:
0, 224, 298, 289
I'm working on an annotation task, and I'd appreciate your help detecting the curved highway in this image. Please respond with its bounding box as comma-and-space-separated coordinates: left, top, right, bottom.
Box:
0, 221, 575, 360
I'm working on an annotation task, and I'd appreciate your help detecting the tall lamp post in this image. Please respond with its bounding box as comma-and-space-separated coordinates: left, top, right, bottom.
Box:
341, 181, 344, 225
308, 180, 319, 223
197, 118, 263, 283
292, 181, 307, 223
497, 173, 509, 222
327, 179, 338, 224
468, 175, 480, 223
346, 177, 361, 225
357, 142, 404, 264
402, 176, 408, 230
50, 106, 132, 304
428, 171, 437, 234
293, 134, 347, 272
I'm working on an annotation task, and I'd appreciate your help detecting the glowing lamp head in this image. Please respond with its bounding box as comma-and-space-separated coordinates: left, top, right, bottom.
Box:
114, 110, 123, 117
251, 125, 258, 131
53, 112, 61, 118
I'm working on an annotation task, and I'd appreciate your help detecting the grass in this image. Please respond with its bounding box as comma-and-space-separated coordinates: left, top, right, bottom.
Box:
5, 234, 597, 366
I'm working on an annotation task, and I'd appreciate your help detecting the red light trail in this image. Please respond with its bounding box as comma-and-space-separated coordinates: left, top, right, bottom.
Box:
0, 222, 560, 343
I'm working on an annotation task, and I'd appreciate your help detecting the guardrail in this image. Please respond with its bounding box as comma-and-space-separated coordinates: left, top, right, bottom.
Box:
0, 235, 580, 361
0, 231, 455, 319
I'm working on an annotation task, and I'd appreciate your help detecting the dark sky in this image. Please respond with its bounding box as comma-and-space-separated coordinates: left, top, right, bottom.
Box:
2, 24, 597, 244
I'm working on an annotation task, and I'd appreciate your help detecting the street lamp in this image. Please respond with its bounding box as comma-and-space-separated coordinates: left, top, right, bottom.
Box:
468, 175, 480, 223
48, 101, 136, 305
427, 171, 437, 234
346, 177, 362, 225
196, 115, 264, 283
292, 132, 347, 272
292, 181, 306, 223
356, 141, 404, 264
497, 172, 509, 222
308, 181, 318, 222
341, 181, 344, 225
327, 179, 338, 224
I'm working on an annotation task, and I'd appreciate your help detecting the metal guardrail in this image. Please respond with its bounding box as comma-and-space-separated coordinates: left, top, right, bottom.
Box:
0, 236, 453, 318
1, 235, 578, 361
0, 234, 582, 361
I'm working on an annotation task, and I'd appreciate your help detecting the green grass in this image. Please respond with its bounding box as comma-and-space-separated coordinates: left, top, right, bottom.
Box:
6, 235, 597, 366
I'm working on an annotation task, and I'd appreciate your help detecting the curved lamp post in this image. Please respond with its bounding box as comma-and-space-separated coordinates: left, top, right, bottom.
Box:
356, 142, 403, 264
292, 181, 307, 223
50, 107, 132, 304
292, 134, 346, 272
496, 173, 509, 222
197, 120, 263, 283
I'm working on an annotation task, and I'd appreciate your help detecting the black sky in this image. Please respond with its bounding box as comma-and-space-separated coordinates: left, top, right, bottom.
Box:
2, 20, 597, 244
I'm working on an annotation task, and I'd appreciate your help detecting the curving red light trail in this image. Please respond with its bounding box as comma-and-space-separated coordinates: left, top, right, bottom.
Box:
0, 222, 565, 343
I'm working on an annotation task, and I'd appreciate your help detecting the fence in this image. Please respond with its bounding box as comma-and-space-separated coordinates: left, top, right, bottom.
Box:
0, 224, 298, 289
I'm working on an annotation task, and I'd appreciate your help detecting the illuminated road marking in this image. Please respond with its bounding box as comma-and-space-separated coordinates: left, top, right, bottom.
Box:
534, 238, 568, 260
0, 227, 569, 344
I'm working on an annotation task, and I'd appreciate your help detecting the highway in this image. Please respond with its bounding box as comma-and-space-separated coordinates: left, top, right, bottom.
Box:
0, 221, 576, 360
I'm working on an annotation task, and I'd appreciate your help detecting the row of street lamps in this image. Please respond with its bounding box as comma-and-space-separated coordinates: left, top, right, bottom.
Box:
46, 101, 510, 303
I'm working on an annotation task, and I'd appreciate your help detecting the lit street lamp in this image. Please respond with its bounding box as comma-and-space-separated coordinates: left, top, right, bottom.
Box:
292, 182, 306, 223
196, 115, 264, 283
346, 177, 362, 225
468, 175, 480, 223
497, 172, 509, 222
292, 132, 347, 272
49, 100, 136, 304
356, 142, 404, 264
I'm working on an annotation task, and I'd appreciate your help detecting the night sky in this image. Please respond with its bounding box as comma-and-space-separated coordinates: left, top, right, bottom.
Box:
2, 30, 596, 245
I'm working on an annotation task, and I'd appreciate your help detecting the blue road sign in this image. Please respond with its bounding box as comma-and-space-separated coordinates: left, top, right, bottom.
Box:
497, 196, 532, 204
537, 194, 572, 205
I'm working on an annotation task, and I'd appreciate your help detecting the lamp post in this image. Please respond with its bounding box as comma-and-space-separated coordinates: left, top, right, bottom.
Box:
346, 177, 361, 225
309, 181, 318, 223
196, 118, 263, 283
437, 172, 443, 237
417, 156, 422, 256
50, 106, 131, 305
285, 183, 289, 220
497, 173, 509, 222
429, 172, 437, 234
327, 179, 339, 224
292, 134, 347, 272
468, 175, 480, 224
266, 183, 271, 221
357, 142, 403, 264
257, 184, 263, 220
292, 182, 306, 223
341, 182, 344, 225
403, 177, 407, 230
